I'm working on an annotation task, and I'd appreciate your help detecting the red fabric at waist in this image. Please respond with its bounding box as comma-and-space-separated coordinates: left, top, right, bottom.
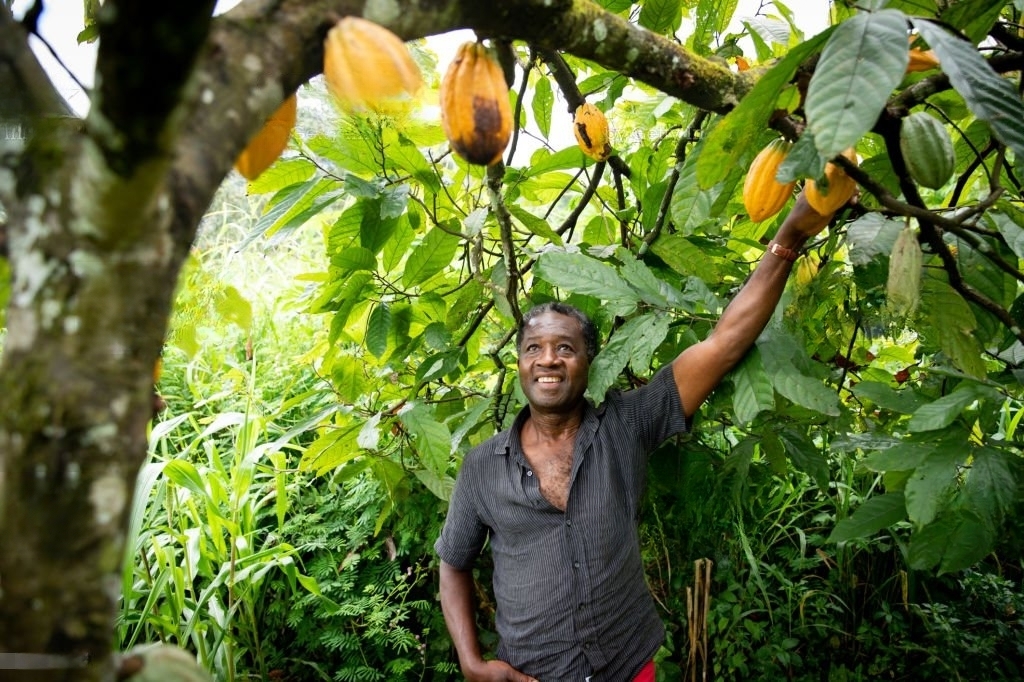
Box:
632, 660, 655, 682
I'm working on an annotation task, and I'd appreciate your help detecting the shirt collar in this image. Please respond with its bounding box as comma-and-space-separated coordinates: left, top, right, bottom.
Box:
491, 399, 606, 457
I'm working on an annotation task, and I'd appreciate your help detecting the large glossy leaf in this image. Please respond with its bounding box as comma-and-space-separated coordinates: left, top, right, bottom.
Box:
531, 75, 553, 139
758, 334, 841, 416
914, 19, 1024, 162
905, 444, 968, 526
938, 0, 1007, 44
400, 404, 452, 477
366, 303, 391, 358
649, 234, 721, 285
988, 204, 1024, 261
639, 0, 682, 35
691, 0, 739, 55
780, 428, 830, 489
805, 9, 909, 159
964, 445, 1018, 531
908, 510, 993, 573
696, 29, 832, 188
730, 349, 774, 425
828, 492, 907, 542
918, 273, 987, 380
402, 226, 460, 288
535, 251, 641, 317
907, 382, 994, 432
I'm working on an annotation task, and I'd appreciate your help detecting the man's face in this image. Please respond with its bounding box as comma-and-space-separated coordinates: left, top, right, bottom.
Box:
517, 311, 590, 414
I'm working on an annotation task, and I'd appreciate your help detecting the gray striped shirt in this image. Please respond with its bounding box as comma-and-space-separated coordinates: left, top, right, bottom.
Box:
436, 366, 688, 680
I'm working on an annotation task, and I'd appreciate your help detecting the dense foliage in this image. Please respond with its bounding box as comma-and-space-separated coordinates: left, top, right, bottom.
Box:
114, 0, 1024, 679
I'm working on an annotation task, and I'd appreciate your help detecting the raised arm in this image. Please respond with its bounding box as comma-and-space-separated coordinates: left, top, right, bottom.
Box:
672, 192, 833, 420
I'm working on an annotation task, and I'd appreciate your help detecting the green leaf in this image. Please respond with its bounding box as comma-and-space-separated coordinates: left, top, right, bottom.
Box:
509, 205, 563, 245
649, 234, 721, 285
331, 356, 368, 404
828, 493, 907, 542
532, 75, 554, 139
964, 446, 1018, 532
366, 303, 391, 358
758, 336, 840, 416
692, 0, 739, 55
913, 19, 1024, 162
413, 467, 456, 501
211, 285, 253, 333
863, 441, 931, 472
639, 0, 683, 35
852, 381, 928, 414
907, 383, 990, 432
696, 29, 832, 188
918, 273, 986, 379
730, 349, 775, 425
987, 204, 1024, 261
586, 313, 670, 402
402, 225, 460, 288
670, 148, 728, 236
535, 251, 640, 317
618, 254, 690, 310
299, 420, 362, 474
246, 157, 317, 196
908, 510, 993, 573
905, 444, 968, 526
805, 9, 909, 159
331, 246, 377, 273
780, 429, 830, 489
400, 404, 452, 477
247, 177, 341, 248
938, 0, 1007, 44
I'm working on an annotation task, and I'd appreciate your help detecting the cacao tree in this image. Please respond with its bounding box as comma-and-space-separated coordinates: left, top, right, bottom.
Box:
1, 0, 1023, 680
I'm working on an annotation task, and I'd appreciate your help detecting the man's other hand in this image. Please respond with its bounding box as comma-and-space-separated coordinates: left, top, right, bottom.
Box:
464, 658, 540, 682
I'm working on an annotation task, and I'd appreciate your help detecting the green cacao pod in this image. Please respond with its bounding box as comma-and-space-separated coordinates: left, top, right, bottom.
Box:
887, 225, 922, 317
900, 112, 955, 190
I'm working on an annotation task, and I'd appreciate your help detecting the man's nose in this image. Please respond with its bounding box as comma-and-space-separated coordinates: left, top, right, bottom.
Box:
538, 345, 560, 364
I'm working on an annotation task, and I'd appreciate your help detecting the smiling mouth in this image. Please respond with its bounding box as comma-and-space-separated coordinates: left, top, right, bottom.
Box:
536, 376, 562, 384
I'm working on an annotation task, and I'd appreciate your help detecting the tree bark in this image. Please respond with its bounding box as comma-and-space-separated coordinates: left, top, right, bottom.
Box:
0, 0, 756, 680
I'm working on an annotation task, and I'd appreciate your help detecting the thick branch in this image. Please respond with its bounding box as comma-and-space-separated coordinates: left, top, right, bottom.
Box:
92, 0, 218, 174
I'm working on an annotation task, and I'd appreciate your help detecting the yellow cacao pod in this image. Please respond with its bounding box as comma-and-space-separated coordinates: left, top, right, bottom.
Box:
906, 47, 940, 73
440, 41, 512, 166
234, 93, 297, 180
573, 102, 612, 161
805, 147, 858, 215
742, 138, 796, 222
323, 17, 422, 113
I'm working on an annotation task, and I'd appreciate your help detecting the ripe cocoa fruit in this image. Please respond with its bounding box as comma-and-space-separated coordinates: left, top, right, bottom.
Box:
805, 147, 858, 215
742, 138, 796, 222
439, 41, 512, 166
323, 17, 422, 113
573, 102, 612, 161
234, 94, 297, 181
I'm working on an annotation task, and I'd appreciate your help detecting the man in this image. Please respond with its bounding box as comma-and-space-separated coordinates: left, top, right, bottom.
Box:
435, 192, 833, 681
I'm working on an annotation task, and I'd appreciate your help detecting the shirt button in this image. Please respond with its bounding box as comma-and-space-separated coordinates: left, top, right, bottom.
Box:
565, 520, 572, 527
573, 561, 580, 569
526, 470, 533, 477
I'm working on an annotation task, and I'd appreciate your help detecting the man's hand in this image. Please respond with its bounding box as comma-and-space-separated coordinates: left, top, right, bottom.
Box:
781, 190, 834, 240
464, 658, 539, 682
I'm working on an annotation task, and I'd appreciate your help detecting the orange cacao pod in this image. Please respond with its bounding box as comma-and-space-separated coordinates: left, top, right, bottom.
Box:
742, 138, 796, 222
323, 17, 422, 113
234, 93, 297, 180
439, 41, 512, 166
805, 147, 858, 215
573, 102, 612, 161
906, 47, 940, 73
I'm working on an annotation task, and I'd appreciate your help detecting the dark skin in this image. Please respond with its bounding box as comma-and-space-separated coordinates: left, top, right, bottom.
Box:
439, 193, 833, 682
